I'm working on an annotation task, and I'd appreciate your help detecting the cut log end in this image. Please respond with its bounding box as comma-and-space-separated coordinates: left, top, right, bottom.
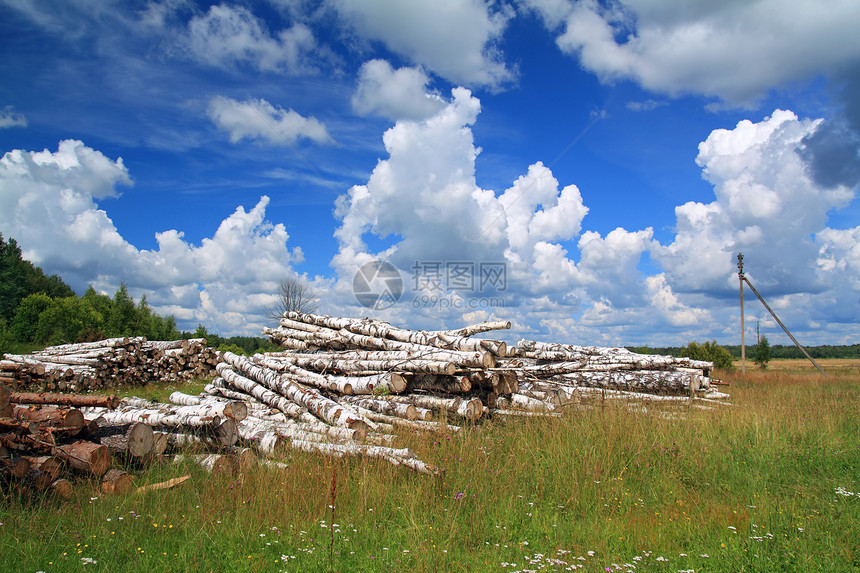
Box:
390, 373, 407, 393
51, 478, 74, 499
102, 469, 134, 495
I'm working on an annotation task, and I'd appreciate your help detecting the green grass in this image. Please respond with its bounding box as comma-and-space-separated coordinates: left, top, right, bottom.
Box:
2, 369, 859, 572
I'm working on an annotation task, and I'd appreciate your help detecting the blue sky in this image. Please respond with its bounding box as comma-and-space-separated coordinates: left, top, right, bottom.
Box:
2, 0, 860, 347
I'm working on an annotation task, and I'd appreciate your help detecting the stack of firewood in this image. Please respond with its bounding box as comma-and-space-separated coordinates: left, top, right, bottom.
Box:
0, 381, 263, 499
0, 384, 137, 498
257, 311, 727, 415
175, 312, 728, 473
1, 338, 218, 392
2, 314, 733, 486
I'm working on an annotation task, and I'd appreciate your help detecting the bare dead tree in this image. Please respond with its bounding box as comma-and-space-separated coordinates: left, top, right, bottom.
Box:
264, 277, 319, 324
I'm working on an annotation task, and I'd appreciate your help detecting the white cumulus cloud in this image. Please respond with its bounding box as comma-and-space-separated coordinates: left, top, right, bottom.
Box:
654, 110, 857, 296
331, 0, 515, 89
522, 0, 860, 106
0, 140, 305, 335
207, 96, 332, 146
352, 59, 446, 121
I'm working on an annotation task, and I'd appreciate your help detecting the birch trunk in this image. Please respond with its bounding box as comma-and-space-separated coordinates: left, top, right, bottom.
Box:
261, 352, 456, 376
339, 396, 418, 420
385, 394, 483, 422
256, 355, 408, 394
551, 370, 707, 394
432, 320, 511, 338
274, 318, 498, 368
213, 366, 308, 419
221, 352, 372, 433
286, 311, 508, 356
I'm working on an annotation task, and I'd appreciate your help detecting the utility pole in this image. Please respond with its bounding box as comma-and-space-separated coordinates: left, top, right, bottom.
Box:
736, 252, 825, 376
738, 253, 746, 374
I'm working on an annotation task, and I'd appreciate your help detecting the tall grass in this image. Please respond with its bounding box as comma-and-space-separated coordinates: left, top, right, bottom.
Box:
2, 367, 859, 572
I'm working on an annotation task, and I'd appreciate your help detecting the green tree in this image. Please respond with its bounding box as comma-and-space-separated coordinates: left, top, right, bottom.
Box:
150, 313, 180, 341
10, 293, 53, 343
0, 318, 13, 356
107, 283, 136, 337
0, 234, 74, 322
34, 296, 102, 346
754, 335, 771, 369
679, 340, 734, 370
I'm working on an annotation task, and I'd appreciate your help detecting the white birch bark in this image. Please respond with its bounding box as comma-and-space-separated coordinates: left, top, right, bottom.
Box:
221, 352, 372, 432
384, 394, 483, 422
339, 396, 418, 420
261, 352, 456, 376
210, 367, 308, 419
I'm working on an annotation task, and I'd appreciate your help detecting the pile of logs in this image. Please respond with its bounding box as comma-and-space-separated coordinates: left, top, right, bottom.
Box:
173, 312, 728, 473
0, 382, 264, 499
0, 384, 134, 498
1, 338, 218, 392
257, 311, 727, 413
2, 315, 733, 489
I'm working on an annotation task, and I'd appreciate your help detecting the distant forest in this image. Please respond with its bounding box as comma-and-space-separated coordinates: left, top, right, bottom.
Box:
627, 343, 860, 360
0, 234, 277, 356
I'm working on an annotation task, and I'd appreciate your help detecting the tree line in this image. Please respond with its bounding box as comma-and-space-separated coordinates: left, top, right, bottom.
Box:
0, 234, 276, 356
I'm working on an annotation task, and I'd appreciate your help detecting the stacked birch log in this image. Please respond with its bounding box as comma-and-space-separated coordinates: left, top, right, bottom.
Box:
256, 311, 727, 419
180, 312, 727, 474
1, 338, 218, 392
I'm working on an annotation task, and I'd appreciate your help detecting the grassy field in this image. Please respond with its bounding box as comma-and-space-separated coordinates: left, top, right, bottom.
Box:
2, 365, 859, 572
735, 358, 860, 375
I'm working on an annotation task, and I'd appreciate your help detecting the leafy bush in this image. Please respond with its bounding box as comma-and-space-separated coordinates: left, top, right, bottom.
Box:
679, 340, 734, 370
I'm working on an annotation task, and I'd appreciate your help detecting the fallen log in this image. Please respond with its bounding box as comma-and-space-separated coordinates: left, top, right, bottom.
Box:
384, 394, 483, 422
11, 392, 119, 409
55, 440, 110, 476
92, 422, 155, 458
12, 404, 85, 430
1, 456, 30, 478
101, 468, 134, 495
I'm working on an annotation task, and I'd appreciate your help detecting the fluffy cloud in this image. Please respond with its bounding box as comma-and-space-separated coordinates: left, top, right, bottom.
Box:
351, 60, 446, 121
330, 88, 667, 339
654, 110, 856, 298
0, 140, 304, 335
522, 0, 860, 106
331, 89, 860, 344
207, 96, 332, 146
0, 106, 28, 129
331, 0, 515, 89
187, 4, 320, 74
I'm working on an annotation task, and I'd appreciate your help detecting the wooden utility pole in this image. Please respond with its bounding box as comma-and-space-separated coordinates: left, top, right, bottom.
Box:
736, 253, 825, 376
738, 253, 746, 374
